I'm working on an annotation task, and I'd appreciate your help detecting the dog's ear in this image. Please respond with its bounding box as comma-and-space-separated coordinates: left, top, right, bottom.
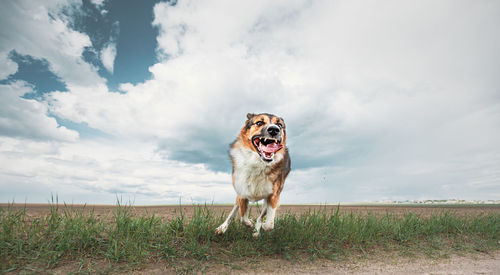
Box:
245, 113, 255, 129
246, 113, 255, 120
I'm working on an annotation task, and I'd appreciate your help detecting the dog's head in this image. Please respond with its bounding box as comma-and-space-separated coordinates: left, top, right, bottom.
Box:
240, 113, 287, 162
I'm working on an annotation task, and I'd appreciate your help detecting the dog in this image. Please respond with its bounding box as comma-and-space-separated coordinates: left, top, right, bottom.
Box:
216, 113, 291, 237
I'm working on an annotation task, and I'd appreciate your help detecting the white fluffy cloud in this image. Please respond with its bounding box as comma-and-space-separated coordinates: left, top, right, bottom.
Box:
0, 0, 106, 142
0, 0, 105, 88
100, 21, 119, 74
0, 81, 78, 141
0, 136, 232, 204
1, 0, 499, 203
90, 0, 106, 9
0, 52, 18, 79
100, 42, 117, 73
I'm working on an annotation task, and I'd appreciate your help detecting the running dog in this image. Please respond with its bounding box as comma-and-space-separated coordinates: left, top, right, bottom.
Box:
216, 113, 291, 237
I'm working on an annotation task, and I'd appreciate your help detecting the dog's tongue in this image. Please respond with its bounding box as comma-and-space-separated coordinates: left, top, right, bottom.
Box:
261, 142, 283, 153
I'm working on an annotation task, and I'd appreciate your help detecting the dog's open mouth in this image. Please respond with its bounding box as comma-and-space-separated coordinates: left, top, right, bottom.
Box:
253, 137, 283, 162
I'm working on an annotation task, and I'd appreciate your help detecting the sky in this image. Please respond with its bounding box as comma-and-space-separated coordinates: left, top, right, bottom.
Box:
0, 0, 499, 205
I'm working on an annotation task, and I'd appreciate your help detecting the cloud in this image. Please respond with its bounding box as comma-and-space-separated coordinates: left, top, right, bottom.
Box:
0, 51, 18, 80
0, 0, 105, 88
100, 42, 117, 73
52, 1, 500, 162
1, 0, 499, 203
56, 0, 499, 169
282, 145, 500, 204
0, 136, 232, 204
90, 0, 106, 9
0, 0, 105, 140
0, 81, 78, 141
99, 20, 119, 74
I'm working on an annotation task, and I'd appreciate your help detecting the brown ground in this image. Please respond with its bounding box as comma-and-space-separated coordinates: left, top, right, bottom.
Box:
3, 203, 500, 220
3, 203, 500, 274
133, 250, 500, 274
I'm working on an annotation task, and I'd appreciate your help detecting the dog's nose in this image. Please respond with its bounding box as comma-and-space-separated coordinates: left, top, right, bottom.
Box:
267, 125, 280, 136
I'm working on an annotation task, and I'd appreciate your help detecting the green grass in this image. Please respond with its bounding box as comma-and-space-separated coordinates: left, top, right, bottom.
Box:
1, 203, 499, 273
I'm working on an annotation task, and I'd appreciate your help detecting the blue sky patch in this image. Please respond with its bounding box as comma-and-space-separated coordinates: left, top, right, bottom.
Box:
53, 116, 113, 140
0, 51, 67, 98
68, 0, 162, 91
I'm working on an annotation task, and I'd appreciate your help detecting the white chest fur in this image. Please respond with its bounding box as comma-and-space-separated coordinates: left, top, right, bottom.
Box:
230, 144, 281, 202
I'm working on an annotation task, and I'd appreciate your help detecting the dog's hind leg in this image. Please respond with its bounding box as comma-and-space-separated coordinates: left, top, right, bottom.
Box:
252, 200, 268, 237
215, 203, 239, 234
238, 197, 254, 227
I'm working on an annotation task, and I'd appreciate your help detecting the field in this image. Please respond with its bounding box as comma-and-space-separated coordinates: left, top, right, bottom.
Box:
1, 202, 500, 274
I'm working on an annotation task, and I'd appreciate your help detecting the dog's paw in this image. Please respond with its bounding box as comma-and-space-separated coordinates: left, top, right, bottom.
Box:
253, 221, 262, 237
215, 224, 228, 235
262, 221, 274, 232
241, 218, 254, 228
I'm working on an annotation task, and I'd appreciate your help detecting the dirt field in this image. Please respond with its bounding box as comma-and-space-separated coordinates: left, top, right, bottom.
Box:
3, 203, 500, 220
3, 203, 500, 274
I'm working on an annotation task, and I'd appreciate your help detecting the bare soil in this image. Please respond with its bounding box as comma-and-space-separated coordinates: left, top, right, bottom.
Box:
131, 250, 500, 274
4, 203, 500, 274
3, 203, 499, 220
47, 250, 500, 274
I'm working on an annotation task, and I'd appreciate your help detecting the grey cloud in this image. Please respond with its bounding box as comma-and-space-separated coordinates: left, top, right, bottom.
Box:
157, 135, 233, 173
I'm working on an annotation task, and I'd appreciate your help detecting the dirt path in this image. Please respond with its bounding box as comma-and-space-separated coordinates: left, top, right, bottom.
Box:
132, 250, 500, 274
271, 251, 500, 275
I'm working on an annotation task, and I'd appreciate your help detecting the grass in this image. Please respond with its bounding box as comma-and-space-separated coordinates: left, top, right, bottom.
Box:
1, 202, 499, 273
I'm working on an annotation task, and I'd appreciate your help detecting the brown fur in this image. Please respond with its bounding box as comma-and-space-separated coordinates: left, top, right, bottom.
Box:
237, 196, 248, 217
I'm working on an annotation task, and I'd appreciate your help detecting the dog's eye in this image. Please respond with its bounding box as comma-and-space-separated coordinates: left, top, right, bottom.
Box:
276, 123, 283, 128
256, 121, 264, 126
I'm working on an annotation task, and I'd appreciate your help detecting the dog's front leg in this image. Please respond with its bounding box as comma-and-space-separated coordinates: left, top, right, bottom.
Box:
238, 197, 254, 227
252, 200, 267, 237
215, 203, 239, 234
262, 194, 279, 231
